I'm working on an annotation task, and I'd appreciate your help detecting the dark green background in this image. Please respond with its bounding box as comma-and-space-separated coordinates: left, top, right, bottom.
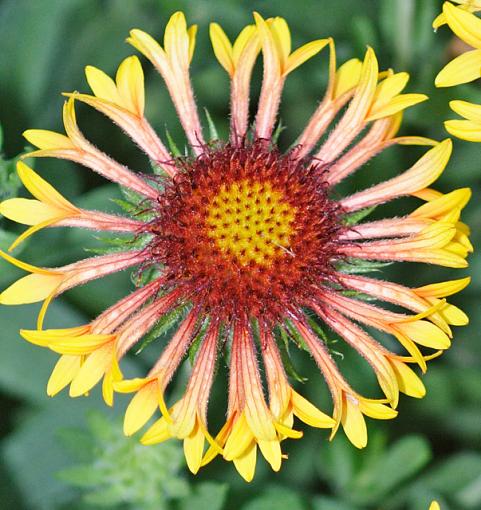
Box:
0, 1, 480, 509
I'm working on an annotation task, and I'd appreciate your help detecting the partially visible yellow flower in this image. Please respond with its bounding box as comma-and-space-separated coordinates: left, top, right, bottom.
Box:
435, 2, 481, 87
429, 501, 441, 510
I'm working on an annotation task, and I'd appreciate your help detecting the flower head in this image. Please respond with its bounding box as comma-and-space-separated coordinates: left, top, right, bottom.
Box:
1, 11, 471, 481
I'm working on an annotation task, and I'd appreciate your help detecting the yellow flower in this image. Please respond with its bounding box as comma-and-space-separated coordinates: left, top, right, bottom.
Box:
1, 11, 471, 480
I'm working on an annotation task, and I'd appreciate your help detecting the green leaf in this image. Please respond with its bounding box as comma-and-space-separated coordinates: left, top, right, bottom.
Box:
179, 482, 228, 510
423, 453, 481, 508
349, 435, 432, 504
1, 397, 107, 510
0, 300, 87, 402
242, 486, 306, 510
312, 496, 359, 510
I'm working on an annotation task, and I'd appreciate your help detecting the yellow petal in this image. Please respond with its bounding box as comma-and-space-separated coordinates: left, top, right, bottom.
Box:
223, 413, 254, 460
291, 390, 335, 428
258, 438, 282, 472
102, 358, 122, 406
445, 119, 481, 141
46, 334, 115, 355
0, 198, 63, 226
164, 11, 189, 65
274, 421, 303, 439
429, 501, 441, 510
396, 321, 451, 349
17, 161, 78, 212
116, 56, 144, 117
209, 23, 234, 76
368, 94, 428, 121
0, 273, 63, 305
127, 29, 166, 64
333, 58, 362, 99
124, 383, 159, 436
428, 299, 469, 326
268, 17, 291, 69
23, 129, 75, 150
183, 421, 205, 474
389, 359, 426, 398
69, 343, 113, 397
341, 396, 367, 449
85, 65, 121, 104
359, 400, 398, 420
444, 1, 481, 49
450, 99, 481, 121
284, 39, 329, 75
416, 277, 471, 298
187, 25, 197, 63
232, 25, 258, 66
114, 376, 155, 393
141, 417, 172, 445
370, 72, 409, 111
435, 49, 481, 87
411, 188, 471, 219
47, 355, 81, 396
233, 442, 257, 482
347, 47, 379, 125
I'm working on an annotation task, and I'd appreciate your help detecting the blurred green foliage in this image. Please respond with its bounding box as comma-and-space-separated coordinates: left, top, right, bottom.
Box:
0, 0, 480, 509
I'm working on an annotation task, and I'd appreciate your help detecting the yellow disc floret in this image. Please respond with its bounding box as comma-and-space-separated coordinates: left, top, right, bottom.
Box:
206, 179, 296, 266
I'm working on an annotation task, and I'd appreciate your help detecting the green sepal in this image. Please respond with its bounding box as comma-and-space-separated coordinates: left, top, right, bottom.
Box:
165, 129, 182, 157
343, 206, 377, 226
275, 326, 308, 383
204, 108, 220, 142
188, 318, 210, 366
135, 304, 189, 355
272, 119, 286, 146
336, 258, 393, 274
